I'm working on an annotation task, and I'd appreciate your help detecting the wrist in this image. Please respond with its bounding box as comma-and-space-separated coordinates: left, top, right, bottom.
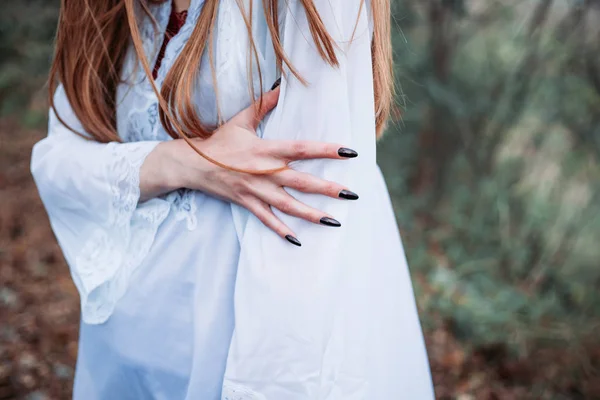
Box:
139, 140, 186, 200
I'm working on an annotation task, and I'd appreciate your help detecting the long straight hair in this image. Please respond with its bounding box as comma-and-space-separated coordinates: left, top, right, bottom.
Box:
48, 0, 394, 173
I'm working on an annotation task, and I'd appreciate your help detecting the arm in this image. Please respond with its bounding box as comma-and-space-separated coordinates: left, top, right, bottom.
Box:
33, 84, 356, 324
31, 85, 172, 324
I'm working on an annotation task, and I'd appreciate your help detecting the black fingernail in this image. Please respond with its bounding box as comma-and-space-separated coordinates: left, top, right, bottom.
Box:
338, 190, 359, 200
285, 234, 301, 246
338, 148, 358, 158
271, 78, 281, 90
320, 217, 341, 227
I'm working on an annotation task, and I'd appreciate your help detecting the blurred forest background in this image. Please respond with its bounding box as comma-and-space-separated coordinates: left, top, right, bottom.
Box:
1, 0, 599, 399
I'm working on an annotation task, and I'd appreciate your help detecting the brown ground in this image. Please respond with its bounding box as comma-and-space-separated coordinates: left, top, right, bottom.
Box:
1, 120, 80, 399
0, 120, 597, 399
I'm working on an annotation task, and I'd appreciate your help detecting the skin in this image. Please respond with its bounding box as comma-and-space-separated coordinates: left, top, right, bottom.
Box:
173, 0, 190, 12
140, 86, 358, 243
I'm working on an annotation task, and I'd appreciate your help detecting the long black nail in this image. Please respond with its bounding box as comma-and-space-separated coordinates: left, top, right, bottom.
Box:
338, 190, 359, 200
320, 217, 341, 227
285, 234, 301, 246
271, 77, 281, 90
338, 148, 358, 158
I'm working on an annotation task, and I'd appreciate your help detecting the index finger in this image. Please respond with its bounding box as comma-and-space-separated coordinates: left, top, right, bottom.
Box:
267, 140, 358, 161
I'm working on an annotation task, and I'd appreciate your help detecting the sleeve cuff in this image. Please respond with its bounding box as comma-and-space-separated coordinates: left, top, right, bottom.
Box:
75, 140, 171, 324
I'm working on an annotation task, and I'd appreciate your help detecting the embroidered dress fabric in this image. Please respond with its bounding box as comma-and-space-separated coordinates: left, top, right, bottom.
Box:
30, 0, 434, 399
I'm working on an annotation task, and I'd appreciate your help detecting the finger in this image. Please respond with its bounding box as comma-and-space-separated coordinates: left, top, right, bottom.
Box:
266, 140, 358, 161
256, 188, 341, 228
253, 86, 280, 124
234, 86, 281, 130
273, 169, 359, 200
245, 197, 302, 246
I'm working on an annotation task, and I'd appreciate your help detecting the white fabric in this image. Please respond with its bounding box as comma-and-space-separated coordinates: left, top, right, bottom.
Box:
30, 0, 434, 398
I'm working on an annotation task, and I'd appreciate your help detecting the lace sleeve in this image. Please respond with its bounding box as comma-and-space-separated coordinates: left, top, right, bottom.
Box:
31, 86, 171, 324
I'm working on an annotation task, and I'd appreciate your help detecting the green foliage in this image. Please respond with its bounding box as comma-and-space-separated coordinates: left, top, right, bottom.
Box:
0, 1, 58, 123
380, 0, 600, 365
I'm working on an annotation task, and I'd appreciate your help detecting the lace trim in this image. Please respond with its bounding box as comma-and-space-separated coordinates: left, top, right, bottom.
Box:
123, 98, 166, 142
106, 142, 152, 226
75, 142, 170, 324
222, 382, 266, 400
165, 189, 198, 231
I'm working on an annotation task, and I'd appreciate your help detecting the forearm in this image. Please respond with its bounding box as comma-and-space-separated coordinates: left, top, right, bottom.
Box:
139, 140, 188, 202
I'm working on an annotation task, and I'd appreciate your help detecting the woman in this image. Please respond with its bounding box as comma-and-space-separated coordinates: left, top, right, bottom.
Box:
31, 0, 434, 398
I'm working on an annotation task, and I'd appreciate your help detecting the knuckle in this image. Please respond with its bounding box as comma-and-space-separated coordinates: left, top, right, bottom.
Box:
249, 142, 264, 156
266, 95, 278, 108
232, 191, 248, 205
328, 145, 340, 158
241, 158, 263, 172
278, 200, 294, 214
325, 183, 338, 195
305, 210, 318, 222
254, 141, 268, 156
292, 142, 308, 158
326, 144, 336, 156
274, 224, 286, 237
231, 177, 251, 193
265, 142, 281, 159
290, 176, 308, 191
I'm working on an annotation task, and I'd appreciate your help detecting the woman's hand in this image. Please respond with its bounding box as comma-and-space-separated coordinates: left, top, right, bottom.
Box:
140, 86, 359, 246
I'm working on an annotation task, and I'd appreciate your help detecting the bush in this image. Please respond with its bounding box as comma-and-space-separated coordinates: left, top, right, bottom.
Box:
379, 1, 600, 393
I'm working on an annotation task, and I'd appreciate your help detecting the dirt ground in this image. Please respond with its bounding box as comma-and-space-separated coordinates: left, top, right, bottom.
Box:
1, 120, 80, 399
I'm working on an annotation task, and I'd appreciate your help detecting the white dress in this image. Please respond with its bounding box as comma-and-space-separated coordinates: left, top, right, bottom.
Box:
31, 0, 434, 398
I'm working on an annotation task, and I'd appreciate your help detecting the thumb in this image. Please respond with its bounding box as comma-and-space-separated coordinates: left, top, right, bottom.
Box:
235, 84, 281, 130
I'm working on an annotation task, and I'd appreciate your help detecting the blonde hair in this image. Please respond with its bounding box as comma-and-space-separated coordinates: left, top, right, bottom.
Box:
49, 0, 393, 173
